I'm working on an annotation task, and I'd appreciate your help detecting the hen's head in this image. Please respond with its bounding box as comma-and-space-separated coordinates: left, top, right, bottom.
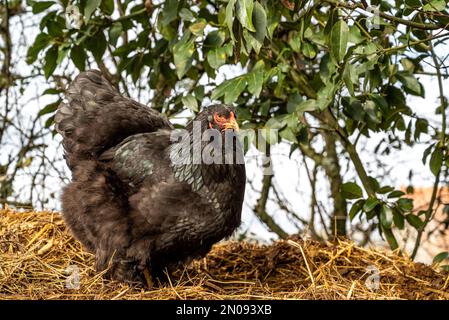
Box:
196, 104, 239, 132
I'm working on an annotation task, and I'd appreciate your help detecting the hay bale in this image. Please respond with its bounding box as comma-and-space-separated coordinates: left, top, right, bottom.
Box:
0, 207, 448, 299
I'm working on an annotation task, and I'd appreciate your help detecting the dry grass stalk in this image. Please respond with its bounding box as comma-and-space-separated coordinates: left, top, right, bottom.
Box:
1, 207, 448, 300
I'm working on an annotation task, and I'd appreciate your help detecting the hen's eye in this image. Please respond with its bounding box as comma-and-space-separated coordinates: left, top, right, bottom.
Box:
214, 113, 226, 121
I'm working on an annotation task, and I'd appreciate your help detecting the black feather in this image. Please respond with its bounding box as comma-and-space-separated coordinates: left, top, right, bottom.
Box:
56, 70, 246, 283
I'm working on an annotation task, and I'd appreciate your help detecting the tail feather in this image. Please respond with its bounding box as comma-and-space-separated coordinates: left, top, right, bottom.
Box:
55, 70, 172, 170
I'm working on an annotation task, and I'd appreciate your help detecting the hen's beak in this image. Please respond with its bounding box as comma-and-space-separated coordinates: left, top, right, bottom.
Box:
224, 112, 239, 131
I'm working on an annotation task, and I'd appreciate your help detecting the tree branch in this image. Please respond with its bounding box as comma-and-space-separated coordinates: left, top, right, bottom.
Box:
323, 131, 348, 237
254, 174, 289, 239
411, 36, 446, 259
324, 0, 448, 30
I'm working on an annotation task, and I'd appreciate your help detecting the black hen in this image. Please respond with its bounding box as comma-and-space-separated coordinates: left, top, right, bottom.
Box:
55, 70, 246, 283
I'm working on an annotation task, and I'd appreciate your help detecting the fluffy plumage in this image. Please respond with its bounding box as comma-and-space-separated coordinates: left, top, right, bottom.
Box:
55, 70, 246, 283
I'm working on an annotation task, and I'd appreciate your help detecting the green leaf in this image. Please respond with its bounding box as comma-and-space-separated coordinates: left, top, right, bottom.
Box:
252, 2, 267, 46
223, 43, 233, 57
343, 64, 356, 96
158, 21, 176, 41
368, 177, 381, 193
265, 115, 298, 144
406, 214, 423, 229
398, 198, 413, 212
377, 186, 394, 194
405, 120, 412, 145
70, 45, 87, 71
84, 0, 101, 21
287, 93, 302, 113
46, 16, 65, 37
262, 118, 284, 144
302, 42, 317, 59
242, 29, 261, 54
207, 47, 227, 69
288, 31, 301, 53
349, 199, 365, 221
265, 116, 287, 131
414, 118, 428, 141
43, 45, 58, 79
382, 226, 399, 250
273, 69, 286, 98
386, 85, 407, 108
363, 197, 380, 212
236, 0, 255, 32
173, 33, 195, 79
395, 116, 406, 131
179, 8, 195, 21
211, 76, 247, 104
266, 6, 279, 39
204, 30, 225, 48
433, 252, 449, 264
423, 0, 446, 11
330, 20, 349, 63
401, 58, 416, 72
226, 0, 237, 41
279, 125, 298, 143
405, 0, 422, 8
38, 101, 59, 117
348, 25, 365, 44
319, 54, 336, 83
189, 19, 207, 35
393, 209, 405, 230
27, 32, 51, 64
182, 94, 199, 112
342, 97, 363, 122
429, 147, 443, 176
364, 100, 381, 124
316, 82, 336, 110
422, 144, 435, 165
109, 22, 123, 47
387, 190, 405, 199
380, 205, 393, 229
57, 45, 70, 65
223, 77, 246, 104
396, 72, 424, 97
341, 182, 363, 199
307, 29, 326, 47
161, 0, 178, 26
32, 1, 55, 14
100, 0, 115, 15
42, 88, 61, 95
45, 115, 55, 128
39, 10, 56, 30
296, 99, 319, 114
193, 86, 204, 102
247, 63, 264, 97
87, 30, 107, 62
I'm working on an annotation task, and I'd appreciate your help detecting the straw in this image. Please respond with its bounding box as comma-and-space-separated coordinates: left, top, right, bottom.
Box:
1, 207, 448, 300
